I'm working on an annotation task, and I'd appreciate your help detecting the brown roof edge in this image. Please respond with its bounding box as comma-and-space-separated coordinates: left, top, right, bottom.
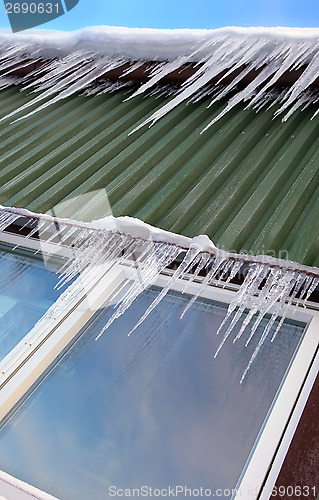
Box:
272, 369, 319, 498
2, 58, 319, 90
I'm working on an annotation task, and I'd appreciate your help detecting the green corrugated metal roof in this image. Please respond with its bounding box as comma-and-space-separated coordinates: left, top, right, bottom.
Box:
0, 85, 318, 266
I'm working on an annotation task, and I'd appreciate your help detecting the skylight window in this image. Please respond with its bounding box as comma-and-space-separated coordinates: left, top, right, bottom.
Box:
0, 282, 310, 499
0, 224, 317, 499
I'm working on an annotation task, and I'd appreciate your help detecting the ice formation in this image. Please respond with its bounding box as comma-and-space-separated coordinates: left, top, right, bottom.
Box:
0, 27, 318, 127
1, 205, 318, 382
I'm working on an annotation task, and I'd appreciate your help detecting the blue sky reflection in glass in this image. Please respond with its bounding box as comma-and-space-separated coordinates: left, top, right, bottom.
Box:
0, 285, 305, 499
0, 250, 68, 361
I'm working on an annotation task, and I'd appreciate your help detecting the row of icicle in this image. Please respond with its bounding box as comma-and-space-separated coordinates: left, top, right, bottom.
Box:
1, 207, 318, 382
0, 31, 318, 128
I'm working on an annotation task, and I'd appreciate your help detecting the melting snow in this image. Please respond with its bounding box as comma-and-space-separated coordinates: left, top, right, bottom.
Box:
0, 26, 318, 127
0, 205, 318, 382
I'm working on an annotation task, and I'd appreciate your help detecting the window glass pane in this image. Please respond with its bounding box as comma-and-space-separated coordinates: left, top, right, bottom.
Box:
0, 249, 66, 361
0, 285, 305, 499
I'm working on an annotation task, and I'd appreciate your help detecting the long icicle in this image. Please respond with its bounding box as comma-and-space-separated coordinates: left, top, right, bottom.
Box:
1, 205, 319, 382
0, 29, 318, 128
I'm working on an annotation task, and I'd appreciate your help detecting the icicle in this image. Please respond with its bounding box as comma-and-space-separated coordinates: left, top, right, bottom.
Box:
239, 272, 296, 383
234, 268, 289, 344
214, 258, 233, 282
270, 272, 307, 341
0, 206, 319, 382
0, 213, 21, 231
181, 253, 210, 295
244, 270, 297, 347
303, 276, 319, 304
25, 220, 47, 239
19, 218, 34, 232
45, 224, 68, 244
37, 221, 55, 237
214, 265, 308, 383
0, 29, 318, 127
126, 55, 191, 101
180, 255, 226, 319
214, 264, 270, 358
223, 259, 244, 285
126, 246, 199, 336
298, 275, 314, 303
96, 242, 182, 339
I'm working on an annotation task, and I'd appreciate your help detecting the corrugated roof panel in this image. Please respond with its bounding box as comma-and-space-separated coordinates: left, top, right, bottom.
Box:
0, 85, 318, 266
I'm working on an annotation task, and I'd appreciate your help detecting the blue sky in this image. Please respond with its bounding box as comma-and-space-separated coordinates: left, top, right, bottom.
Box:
1, 0, 318, 30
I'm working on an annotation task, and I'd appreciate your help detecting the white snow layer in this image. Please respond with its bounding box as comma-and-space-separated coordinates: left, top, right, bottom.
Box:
0, 26, 318, 126
1, 206, 318, 383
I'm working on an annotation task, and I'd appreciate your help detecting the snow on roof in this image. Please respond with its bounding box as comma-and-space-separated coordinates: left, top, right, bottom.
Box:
0, 26, 318, 127
0, 25, 318, 61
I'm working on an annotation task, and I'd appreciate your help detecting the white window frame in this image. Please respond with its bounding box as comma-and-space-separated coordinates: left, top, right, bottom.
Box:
0, 232, 318, 500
